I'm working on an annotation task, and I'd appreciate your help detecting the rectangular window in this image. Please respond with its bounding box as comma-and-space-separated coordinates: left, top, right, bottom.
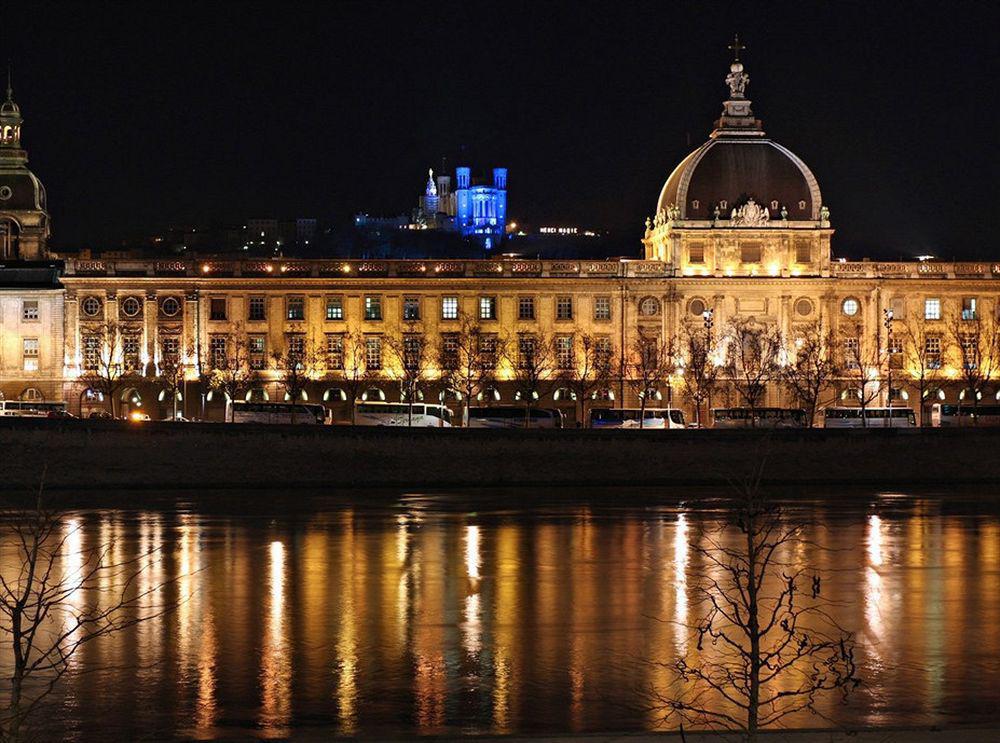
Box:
555, 335, 574, 369
248, 296, 266, 322
593, 296, 611, 321
209, 298, 227, 321
22, 338, 39, 371
402, 335, 422, 370
479, 333, 498, 369
441, 296, 459, 320
556, 296, 573, 321
890, 297, 906, 317
843, 337, 860, 369
161, 336, 180, 363
888, 335, 904, 369
740, 243, 762, 264
325, 334, 344, 370
365, 335, 382, 370
248, 335, 266, 370
287, 333, 306, 358
441, 333, 459, 368
925, 336, 942, 369
326, 296, 344, 321
595, 336, 613, 363
962, 297, 977, 321
688, 244, 705, 264
960, 333, 978, 369
795, 241, 812, 264
122, 335, 141, 372
209, 335, 227, 369
924, 298, 941, 320
22, 300, 39, 322
403, 297, 421, 321
518, 296, 535, 321
364, 296, 382, 321
517, 334, 536, 369
83, 335, 100, 370
286, 296, 305, 321
479, 296, 497, 321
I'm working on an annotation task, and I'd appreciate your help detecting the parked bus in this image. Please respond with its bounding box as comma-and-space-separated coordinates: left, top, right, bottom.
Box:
822, 407, 916, 428
354, 402, 452, 427
231, 401, 332, 425
590, 407, 686, 429
0, 400, 69, 417
467, 406, 563, 428
931, 403, 1000, 427
711, 407, 808, 429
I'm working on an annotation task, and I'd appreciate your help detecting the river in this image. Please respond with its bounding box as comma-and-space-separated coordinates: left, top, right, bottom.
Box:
4, 487, 999, 739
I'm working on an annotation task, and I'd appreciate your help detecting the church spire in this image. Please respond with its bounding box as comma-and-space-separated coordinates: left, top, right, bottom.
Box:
0, 63, 25, 159
711, 35, 764, 138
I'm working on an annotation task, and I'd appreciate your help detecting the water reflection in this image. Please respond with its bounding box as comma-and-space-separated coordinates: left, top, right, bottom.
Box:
6, 493, 1000, 739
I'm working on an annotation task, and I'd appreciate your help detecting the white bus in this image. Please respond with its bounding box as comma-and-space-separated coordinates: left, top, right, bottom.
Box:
590, 407, 686, 429
711, 407, 808, 429
467, 406, 564, 428
231, 401, 332, 425
354, 402, 453, 427
0, 400, 69, 418
931, 403, 1000, 427
823, 407, 916, 428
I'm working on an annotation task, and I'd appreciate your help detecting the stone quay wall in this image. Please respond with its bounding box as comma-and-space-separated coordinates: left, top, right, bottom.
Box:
1, 418, 999, 491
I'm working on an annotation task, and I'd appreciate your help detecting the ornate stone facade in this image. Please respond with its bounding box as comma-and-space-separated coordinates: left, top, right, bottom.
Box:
1, 55, 998, 423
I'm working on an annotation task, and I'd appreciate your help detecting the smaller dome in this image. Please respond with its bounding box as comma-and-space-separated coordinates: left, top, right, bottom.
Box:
0, 169, 46, 211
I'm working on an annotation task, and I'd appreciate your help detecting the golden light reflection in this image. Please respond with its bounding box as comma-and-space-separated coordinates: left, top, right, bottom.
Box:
335, 511, 359, 735
673, 513, 689, 654
864, 515, 886, 658
259, 539, 290, 735
463, 524, 482, 656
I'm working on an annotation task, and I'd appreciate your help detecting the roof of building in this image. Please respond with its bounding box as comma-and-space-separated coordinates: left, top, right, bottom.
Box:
656, 52, 822, 222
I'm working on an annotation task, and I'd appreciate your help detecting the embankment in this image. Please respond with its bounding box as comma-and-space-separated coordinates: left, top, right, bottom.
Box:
1, 418, 998, 490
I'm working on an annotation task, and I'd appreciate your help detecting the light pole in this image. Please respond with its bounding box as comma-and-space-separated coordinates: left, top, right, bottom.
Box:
882, 307, 896, 427
700, 309, 714, 426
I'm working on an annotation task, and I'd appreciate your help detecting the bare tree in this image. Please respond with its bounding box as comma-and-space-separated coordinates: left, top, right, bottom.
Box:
437, 313, 505, 427
652, 464, 859, 740
271, 334, 321, 423
78, 320, 132, 418
947, 313, 1000, 421
898, 317, 944, 426
839, 320, 883, 426
384, 327, 433, 426
331, 331, 377, 425
722, 318, 783, 426
0, 481, 173, 741
508, 331, 554, 428
781, 320, 839, 427
208, 324, 258, 422
155, 340, 186, 421
624, 332, 675, 428
556, 334, 613, 428
678, 320, 721, 427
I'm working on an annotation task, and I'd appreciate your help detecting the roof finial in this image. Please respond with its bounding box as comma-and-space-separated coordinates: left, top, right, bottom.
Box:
728, 34, 745, 63
5, 63, 12, 103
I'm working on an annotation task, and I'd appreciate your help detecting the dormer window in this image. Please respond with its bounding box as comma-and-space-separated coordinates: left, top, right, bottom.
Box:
691, 199, 700, 210
719, 200, 728, 210
798, 200, 806, 211
770, 200, 778, 210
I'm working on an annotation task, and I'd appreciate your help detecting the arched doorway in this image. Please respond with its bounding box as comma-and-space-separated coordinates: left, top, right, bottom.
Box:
0, 217, 21, 260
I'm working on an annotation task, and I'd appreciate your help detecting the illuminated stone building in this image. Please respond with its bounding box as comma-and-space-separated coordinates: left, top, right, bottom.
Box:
2, 55, 999, 422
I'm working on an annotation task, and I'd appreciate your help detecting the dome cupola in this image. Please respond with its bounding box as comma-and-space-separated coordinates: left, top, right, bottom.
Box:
656, 37, 823, 224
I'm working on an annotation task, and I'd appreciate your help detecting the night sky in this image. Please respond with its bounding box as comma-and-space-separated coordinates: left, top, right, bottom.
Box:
4, 1, 998, 259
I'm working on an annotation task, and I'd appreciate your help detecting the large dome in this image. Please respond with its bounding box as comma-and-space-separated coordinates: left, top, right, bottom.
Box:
656, 59, 822, 222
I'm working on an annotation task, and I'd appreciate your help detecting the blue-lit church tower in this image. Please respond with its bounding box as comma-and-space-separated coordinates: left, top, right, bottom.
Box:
453, 166, 507, 250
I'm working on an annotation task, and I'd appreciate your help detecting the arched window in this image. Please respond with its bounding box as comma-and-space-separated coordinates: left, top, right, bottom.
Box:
20, 387, 43, 402
0, 218, 21, 260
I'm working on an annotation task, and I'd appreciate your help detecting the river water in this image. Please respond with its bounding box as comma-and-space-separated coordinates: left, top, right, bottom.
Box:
5, 487, 1000, 740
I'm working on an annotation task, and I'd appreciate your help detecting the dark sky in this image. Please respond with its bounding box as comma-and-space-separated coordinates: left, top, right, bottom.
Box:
5, 1, 999, 259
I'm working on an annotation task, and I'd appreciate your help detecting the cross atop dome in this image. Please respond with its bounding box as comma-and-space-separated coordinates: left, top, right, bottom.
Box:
728, 33, 745, 63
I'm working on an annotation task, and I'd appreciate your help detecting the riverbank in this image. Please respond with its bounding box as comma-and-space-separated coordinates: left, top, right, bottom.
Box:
3, 418, 999, 490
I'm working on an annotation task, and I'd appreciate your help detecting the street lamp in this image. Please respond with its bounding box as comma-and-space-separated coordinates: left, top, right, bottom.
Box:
883, 308, 894, 411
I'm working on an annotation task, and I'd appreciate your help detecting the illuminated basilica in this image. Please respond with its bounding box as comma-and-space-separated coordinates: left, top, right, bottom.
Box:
1, 54, 997, 423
